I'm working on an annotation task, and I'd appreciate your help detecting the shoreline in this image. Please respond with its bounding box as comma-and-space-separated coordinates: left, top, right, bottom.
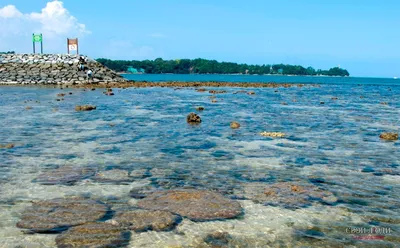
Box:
0, 81, 319, 89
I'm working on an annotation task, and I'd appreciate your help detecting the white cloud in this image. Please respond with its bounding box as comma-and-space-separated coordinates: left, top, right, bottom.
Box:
0, 1, 89, 52
0, 5, 22, 18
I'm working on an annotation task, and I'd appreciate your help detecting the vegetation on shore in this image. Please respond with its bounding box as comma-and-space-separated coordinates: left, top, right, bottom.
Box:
96, 58, 350, 76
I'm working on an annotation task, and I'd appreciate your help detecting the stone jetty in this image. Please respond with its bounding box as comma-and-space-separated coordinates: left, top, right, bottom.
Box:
0, 54, 126, 85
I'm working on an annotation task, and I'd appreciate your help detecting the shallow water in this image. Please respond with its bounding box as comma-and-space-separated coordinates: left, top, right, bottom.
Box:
0, 83, 399, 247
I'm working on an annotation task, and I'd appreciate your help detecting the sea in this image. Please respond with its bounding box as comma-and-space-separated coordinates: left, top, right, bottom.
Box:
0, 74, 399, 247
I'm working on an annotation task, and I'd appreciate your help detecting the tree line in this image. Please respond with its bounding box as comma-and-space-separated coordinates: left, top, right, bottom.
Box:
96, 58, 350, 76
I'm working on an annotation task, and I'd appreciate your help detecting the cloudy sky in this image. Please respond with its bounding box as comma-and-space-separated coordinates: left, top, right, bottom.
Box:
0, 0, 399, 77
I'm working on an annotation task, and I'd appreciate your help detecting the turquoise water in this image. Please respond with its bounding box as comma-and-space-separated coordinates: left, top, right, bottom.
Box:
0, 80, 399, 247
123, 74, 400, 85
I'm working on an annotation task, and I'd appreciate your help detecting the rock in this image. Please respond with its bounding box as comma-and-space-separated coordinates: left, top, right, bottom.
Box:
233, 90, 247, 94
187, 113, 201, 124
55, 223, 130, 247
93, 169, 132, 184
130, 185, 158, 199
0, 143, 15, 149
235, 182, 337, 209
57, 93, 65, 97
211, 99, 218, 103
379, 132, 398, 141
25, 106, 32, 110
112, 210, 181, 232
137, 189, 242, 221
380, 102, 388, 105
33, 165, 95, 185
230, 122, 240, 129
75, 105, 96, 111
203, 231, 231, 248
105, 92, 114, 96
247, 91, 255, 95
130, 169, 150, 179
320, 101, 325, 104
260, 131, 285, 138
16, 198, 108, 233
281, 102, 288, 105
196, 88, 207, 92
209, 90, 227, 94
331, 97, 338, 100
196, 106, 205, 111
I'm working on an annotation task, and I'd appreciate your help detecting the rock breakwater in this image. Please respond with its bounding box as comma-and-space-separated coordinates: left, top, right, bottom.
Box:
0, 54, 126, 85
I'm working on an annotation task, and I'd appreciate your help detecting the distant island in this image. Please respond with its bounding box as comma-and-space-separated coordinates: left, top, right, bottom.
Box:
96, 58, 350, 77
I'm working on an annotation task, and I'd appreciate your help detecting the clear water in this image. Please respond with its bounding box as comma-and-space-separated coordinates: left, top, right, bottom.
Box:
0, 79, 399, 247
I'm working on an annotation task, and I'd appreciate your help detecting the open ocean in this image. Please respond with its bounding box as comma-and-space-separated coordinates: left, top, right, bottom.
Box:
0, 75, 399, 247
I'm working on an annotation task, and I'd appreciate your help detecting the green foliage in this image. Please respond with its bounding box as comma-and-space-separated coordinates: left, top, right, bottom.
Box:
0, 51, 16, 54
96, 58, 350, 76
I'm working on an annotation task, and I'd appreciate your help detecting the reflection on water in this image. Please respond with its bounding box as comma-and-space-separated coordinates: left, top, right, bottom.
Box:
0, 84, 399, 247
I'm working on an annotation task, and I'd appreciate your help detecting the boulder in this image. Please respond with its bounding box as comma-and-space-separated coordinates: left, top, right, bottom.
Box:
379, 132, 398, 141
112, 210, 181, 232
55, 223, 129, 248
75, 105, 96, 111
16, 198, 108, 233
137, 189, 242, 221
33, 166, 95, 185
230, 122, 240, 129
187, 113, 201, 124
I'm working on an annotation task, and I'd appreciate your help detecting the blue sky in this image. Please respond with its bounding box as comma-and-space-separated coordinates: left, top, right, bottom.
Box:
0, 0, 399, 77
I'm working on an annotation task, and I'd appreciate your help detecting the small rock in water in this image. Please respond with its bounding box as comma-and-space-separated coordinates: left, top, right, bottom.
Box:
379, 132, 398, 141
55, 223, 130, 247
0, 143, 15, 149
230, 121, 241, 129
130, 185, 158, 199
235, 182, 337, 209
137, 189, 242, 221
196, 88, 207, 92
331, 97, 338, 100
260, 131, 286, 138
203, 231, 232, 248
57, 93, 65, 97
196, 106, 205, 111
25, 106, 32, 110
130, 169, 151, 179
34, 165, 95, 185
75, 105, 96, 111
187, 113, 201, 124
281, 102, 288, 105
112, 210, 181, 232
211, 99, 218, 103
17, 198, 108, 233
380, 102, 388, 105
93, 169, 133, 184
247, 91, 256, 95
320, 101, 325, 104
362, 167, 375, 173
